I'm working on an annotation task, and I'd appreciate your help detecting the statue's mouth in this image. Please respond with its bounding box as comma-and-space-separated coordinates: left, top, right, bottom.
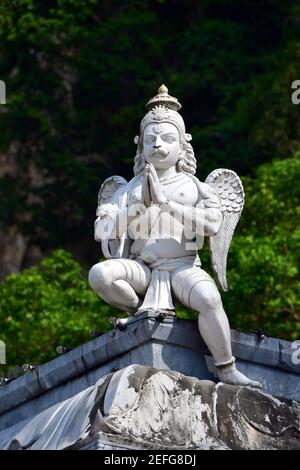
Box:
151, 150, 169, 158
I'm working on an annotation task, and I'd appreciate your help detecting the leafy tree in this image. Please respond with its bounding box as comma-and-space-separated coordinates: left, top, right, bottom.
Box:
0, 0, 300, 268
177, 153, 300, 341
0, 1, 299, 368
223, 153, 300, 339
1, 153, 299, 373
0, 249, 116, 372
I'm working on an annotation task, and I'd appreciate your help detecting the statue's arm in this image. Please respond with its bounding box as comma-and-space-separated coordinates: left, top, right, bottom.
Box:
163, 199, 222, 236
112, 206, 139, 238
94, 206, 127, 241
95, 195, 142, 241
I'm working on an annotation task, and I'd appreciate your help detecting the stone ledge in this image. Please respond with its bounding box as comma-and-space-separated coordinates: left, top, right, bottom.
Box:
0, 313, 298, 420
0, 314, 153, 416
1, 365, 299, 450
231, 330, 299, 373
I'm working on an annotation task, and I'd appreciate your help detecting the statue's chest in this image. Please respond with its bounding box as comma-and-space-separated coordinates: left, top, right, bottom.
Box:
162, 177, 198, 205
127, 175, 198, 206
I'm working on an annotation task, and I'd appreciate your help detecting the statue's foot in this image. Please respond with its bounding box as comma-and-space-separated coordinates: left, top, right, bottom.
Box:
217, 362, 262, 388
118, 315, 134, 325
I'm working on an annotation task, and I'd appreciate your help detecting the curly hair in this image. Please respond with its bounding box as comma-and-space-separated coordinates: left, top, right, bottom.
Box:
133, 136, 197, 176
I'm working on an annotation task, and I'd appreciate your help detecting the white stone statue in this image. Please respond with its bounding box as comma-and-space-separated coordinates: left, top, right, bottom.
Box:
89, 85, 261, 388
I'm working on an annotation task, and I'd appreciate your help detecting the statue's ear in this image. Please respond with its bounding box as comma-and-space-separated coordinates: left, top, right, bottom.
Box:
134, 135, 143, 153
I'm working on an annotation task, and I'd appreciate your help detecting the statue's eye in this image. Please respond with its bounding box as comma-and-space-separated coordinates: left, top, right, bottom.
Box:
163, 135, 176, 143
144, 136, 155, 144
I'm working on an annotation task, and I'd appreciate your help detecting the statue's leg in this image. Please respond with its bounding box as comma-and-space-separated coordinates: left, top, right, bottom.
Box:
171, 266, 261, 388
172, 267, 232, 362
89, 259, 151, 313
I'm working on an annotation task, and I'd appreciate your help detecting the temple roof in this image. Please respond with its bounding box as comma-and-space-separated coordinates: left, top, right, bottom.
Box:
0, 312, 299, 433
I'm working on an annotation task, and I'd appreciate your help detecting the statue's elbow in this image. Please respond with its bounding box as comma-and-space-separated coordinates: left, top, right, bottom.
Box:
94, 231, 102, 242
94, 222, 101, 242
94, 215, 117, 241
209, 228, 218, 237
205, 210, 222, 236
206, 225, 219, 236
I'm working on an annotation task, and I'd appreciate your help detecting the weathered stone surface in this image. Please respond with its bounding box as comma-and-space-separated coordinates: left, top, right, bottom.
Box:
0, 315, 299, 434
215, 385, 300, 450
0, 365, 299, 450
100, 365, 300, 450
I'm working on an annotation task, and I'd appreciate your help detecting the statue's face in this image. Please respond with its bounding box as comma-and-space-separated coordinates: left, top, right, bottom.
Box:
142, 122, 181, 170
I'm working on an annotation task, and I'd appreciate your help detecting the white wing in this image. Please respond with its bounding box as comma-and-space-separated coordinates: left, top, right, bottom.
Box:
95, 175, 128, 258
96, 175, 128, 216
205, 168, 245, 291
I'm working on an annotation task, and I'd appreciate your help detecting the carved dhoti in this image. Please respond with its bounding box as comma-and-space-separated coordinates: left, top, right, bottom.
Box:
136, 254, 212, 312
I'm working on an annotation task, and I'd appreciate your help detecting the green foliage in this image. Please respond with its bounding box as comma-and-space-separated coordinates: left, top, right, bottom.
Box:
0, 249, 117, 371
223, 153, 300, 339
1, 0, 300, 254
0, 154, 299, 371
178, 153, 300, 341
0, 0, 299, 365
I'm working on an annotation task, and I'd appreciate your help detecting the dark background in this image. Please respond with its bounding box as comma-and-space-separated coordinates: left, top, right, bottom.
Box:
0, 0, 299, 369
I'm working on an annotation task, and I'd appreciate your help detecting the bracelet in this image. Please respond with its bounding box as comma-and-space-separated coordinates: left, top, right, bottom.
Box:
214, 357, 236, 369
160, 198, 171, 211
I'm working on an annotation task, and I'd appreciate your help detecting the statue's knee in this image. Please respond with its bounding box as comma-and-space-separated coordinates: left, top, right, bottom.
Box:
88, 263, 111, 293
198, 286, 222, 312
171, 270, 185, 293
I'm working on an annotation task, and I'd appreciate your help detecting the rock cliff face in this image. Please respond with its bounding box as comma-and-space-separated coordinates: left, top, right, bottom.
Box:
0, 144, 44, 280
0, 226, 27, 280
0, 365, 299, 450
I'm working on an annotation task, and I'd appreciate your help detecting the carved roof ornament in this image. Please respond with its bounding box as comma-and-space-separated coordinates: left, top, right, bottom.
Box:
145, 84, 182, 112
90, 83, 261, 391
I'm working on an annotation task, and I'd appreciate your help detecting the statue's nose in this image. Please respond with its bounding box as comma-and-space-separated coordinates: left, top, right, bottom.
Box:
153, 145, 161, 149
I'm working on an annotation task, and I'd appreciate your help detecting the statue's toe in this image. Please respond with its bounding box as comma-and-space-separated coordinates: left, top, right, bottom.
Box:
118, 315, 134, 325
218, 367, 262, 389
247, 379, 262, 389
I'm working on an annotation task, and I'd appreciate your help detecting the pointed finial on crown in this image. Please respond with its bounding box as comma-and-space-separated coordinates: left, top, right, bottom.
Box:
158, 83, 168, 94
145, 84, 182, 112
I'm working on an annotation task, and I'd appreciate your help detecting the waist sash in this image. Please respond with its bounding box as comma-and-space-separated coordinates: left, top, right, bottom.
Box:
137, 255, 200, 312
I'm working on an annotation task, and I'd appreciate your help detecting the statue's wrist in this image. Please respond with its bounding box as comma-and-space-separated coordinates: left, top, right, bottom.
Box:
160, 198, 170, 211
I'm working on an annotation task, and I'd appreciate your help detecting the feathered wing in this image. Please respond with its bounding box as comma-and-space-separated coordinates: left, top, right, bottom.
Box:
96, 175, 128, 216
204, 169, 245, 291
95, 175, 128, 258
